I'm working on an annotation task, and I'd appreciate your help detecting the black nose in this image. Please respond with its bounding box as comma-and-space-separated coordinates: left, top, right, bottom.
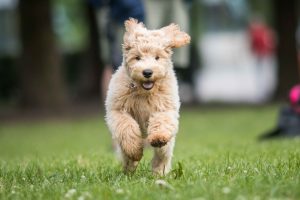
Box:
142, 69, 153, 78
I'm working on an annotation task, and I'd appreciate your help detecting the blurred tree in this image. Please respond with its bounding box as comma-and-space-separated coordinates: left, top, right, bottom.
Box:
77, 1, 103, 100
19, 0, 68, 109
274, 0, 299, 98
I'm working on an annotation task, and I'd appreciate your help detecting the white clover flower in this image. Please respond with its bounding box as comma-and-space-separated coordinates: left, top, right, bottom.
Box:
78, 196, 85, 200
65, 188, 76, 198
115, 188, 124, 194
222, 187, 231, 194
155, 179, 175, 190
78, 192, 91, 200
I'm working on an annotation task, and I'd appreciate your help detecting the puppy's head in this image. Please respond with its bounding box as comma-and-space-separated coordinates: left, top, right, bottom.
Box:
123, 18, 190, 91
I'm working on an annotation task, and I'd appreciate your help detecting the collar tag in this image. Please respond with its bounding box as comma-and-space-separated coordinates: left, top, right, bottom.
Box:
129, 82, 137, 89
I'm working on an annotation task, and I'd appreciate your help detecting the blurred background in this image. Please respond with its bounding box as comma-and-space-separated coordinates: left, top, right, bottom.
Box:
0, 0, 299, 119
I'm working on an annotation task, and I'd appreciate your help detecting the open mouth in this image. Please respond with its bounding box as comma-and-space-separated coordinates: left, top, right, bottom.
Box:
141, 81, 154, 90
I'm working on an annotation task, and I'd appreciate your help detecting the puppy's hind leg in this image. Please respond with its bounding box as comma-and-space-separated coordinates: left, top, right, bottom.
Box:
122, 152, 140, 173
152, 137, 175, 176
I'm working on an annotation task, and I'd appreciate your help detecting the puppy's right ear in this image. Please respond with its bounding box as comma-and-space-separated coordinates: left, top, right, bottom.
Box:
124, 18, 143, 33
123, 18, 145, 51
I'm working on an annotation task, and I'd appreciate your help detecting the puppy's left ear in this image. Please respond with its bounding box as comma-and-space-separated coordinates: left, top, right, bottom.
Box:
161, 23, 191, 48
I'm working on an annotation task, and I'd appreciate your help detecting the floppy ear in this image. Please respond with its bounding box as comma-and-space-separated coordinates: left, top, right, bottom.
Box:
123, 18, 145, 51
161, 23, 191, 48
124, 18, 144, 33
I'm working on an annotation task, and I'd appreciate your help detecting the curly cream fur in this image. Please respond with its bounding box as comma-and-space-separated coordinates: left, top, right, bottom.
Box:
105, 18, 190, 175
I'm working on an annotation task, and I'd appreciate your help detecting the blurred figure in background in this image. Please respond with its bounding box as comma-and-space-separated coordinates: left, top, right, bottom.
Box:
89, 0, 145, 100
249, 16, 276, 101
89, 0, 144, 154
144, 0, 192, 102
260, 84, 300, 140
144, 0, 190, 69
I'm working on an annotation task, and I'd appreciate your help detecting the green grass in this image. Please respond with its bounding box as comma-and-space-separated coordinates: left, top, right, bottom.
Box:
0, 105, 300, 199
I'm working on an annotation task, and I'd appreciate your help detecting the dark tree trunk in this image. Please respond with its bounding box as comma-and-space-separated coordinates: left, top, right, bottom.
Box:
274, 0, 299, 98
18, 0, 67, 109
78, 2, 103, 100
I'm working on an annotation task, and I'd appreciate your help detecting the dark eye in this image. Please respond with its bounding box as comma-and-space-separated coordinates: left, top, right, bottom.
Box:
135, 56, 141, 61
155, 56, 160, 60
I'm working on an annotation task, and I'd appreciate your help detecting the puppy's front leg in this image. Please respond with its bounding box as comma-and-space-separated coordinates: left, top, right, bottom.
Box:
147, 111, 179, 175
106, 110, 143, 173
147, 111, 178, 147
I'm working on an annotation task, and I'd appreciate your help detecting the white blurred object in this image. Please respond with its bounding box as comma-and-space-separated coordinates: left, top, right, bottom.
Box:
195, 31, 277, 103
0, 0, 17, 9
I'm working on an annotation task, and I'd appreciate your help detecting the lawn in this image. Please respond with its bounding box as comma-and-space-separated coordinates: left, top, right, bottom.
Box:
0, 105, 299, 200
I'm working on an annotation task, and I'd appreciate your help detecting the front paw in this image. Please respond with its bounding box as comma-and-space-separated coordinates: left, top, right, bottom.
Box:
148, 133, 172, 148
120, 139, 143, 161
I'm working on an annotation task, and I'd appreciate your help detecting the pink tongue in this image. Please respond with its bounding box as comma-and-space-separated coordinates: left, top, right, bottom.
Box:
142, 82, 154, 89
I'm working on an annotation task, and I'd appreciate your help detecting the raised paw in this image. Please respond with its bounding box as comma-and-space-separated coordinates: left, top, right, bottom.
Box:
148, 133, 172, 148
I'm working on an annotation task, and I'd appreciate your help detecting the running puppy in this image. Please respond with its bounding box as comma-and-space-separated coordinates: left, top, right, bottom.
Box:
105, 18, 190, 175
